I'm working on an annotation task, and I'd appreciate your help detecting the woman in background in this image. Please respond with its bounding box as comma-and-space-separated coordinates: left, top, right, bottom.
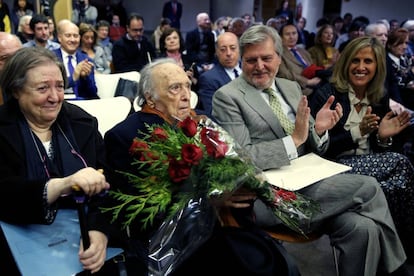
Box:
159, 27, 199, 92
308, 24, 340, 69
79, 22, 111, 74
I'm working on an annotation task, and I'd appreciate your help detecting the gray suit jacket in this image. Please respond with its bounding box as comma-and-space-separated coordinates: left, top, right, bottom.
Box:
212, 76, 327, 170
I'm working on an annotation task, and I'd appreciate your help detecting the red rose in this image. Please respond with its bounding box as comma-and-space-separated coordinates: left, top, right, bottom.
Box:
181, 144, 203, 165
129, 139, 149, 157
200, 127, 228, 159
276, 189, 297, 201
168, 158, 192, 182
179, 117, 198, 137
151, 127, 168, 141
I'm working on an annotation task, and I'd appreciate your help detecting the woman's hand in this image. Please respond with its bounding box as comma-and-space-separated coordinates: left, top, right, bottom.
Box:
359, 106, 380, 136
47, 168, 110, 203
378, 110, 411, 139
79, 230, 108, 273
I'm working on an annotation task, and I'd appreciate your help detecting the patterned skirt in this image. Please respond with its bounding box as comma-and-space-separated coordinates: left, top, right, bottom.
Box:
337, 152, 414, 236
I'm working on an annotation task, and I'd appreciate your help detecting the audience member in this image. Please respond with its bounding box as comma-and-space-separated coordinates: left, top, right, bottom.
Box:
185, 12, 215, 74
341, 12, 353, 34
277, 24, 321, 96
162, 0, 182, 30
295, 17, 311, 49
241, 13, 253, 29
23, 13, 60, 50
198, 32, 241, 117
108, 14, 125, 42
212, 16, 228, 42
337, 19, 367, 52
111, 13, 156, 73
72, 0, 98, 26
16, 14, 32, 43
385, 28, 414, 109
0, 0, 11, 33
275, 0, 293, 24
53, 19, 98, 99
103, 58, 299, 275
95, 19, 113, 63
228, 17, 247, 39
79, 23, 110, 74
47, 16, 58, 43
266, 17, 283, 33
0, 46, 110, 275
331, 16, 343, 45
308, 24, 339, 69
0, 32, 21, 104
307, 17, 330, 50
151, 17, 171, 54
401, 20, 414, 57
158, 27, 198, 92
10, 0, 33, 33
365, 22, 388, 46
389, 19, 399, 33
310, 36, 414, 261
211, 24, 408, 276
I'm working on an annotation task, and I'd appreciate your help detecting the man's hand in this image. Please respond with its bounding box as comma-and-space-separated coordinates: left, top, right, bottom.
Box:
314, 95, 343, 135
291, 96, 310, 147
73, 59, 94, 81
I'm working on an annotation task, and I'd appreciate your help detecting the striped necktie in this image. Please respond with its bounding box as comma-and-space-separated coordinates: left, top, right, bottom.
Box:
290, 48, 308, 68
264, 88, 295, 135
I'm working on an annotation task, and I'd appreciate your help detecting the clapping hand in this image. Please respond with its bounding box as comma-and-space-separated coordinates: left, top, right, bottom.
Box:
314, 95, 343, 136
378, 110, 411, 139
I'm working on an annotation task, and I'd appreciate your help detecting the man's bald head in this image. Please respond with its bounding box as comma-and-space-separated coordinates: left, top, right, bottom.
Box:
0, 32, 22, 72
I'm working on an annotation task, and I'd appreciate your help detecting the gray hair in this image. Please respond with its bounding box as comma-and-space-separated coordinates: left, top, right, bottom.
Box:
137, 58, 178, 107
239, 25, 283, 57
0, 47, 67, 102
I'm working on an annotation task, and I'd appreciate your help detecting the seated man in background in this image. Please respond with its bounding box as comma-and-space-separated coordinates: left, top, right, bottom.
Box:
23, 13, 60, 50
198, 32, 241, 117
277, 24, 321, 96
53, 19, 98, 99
212, 25, 409, 276
0, 32, 22, 104
112, 13, 156, 73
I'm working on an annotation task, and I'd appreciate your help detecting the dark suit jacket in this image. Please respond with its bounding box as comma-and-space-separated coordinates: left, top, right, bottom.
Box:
53, 49, 98, 99
162, 1, 182, 29
198, 63, 232, 117
0, 99, 108, 228
112, 35, 156, 73
185, 28, 215, 67
212, 76, 326, 170
310, 82, 388, 159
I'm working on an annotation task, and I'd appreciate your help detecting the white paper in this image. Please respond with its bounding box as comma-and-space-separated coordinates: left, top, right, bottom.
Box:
263, 153, 352, 191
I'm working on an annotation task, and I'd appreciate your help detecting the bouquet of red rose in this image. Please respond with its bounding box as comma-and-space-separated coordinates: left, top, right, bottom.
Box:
103, 116, 320, 275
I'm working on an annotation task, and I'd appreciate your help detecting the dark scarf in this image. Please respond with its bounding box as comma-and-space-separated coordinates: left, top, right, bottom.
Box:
18, 112, 87, 182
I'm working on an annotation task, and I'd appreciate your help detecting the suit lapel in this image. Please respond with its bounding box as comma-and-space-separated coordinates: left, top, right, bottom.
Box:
238, 77, 286, 137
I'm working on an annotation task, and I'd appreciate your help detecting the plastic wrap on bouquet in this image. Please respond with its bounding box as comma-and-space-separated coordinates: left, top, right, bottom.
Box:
148, 197, 216, 276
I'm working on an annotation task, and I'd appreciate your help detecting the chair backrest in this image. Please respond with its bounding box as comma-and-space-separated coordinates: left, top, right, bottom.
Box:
67, 96, 131, 135
132, 91, 198, 112
95, 71, 140, 99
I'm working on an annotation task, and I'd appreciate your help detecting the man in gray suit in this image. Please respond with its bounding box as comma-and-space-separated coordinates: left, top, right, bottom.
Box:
212, 25, 408, 276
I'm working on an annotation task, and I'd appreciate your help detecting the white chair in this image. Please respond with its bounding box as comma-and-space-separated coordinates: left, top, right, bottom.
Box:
95, 71, 140, 99
132, 91, 198, 112
67, 96, 131, 136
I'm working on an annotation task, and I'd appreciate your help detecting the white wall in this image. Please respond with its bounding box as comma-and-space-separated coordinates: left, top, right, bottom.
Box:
301, 0, 414, 31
